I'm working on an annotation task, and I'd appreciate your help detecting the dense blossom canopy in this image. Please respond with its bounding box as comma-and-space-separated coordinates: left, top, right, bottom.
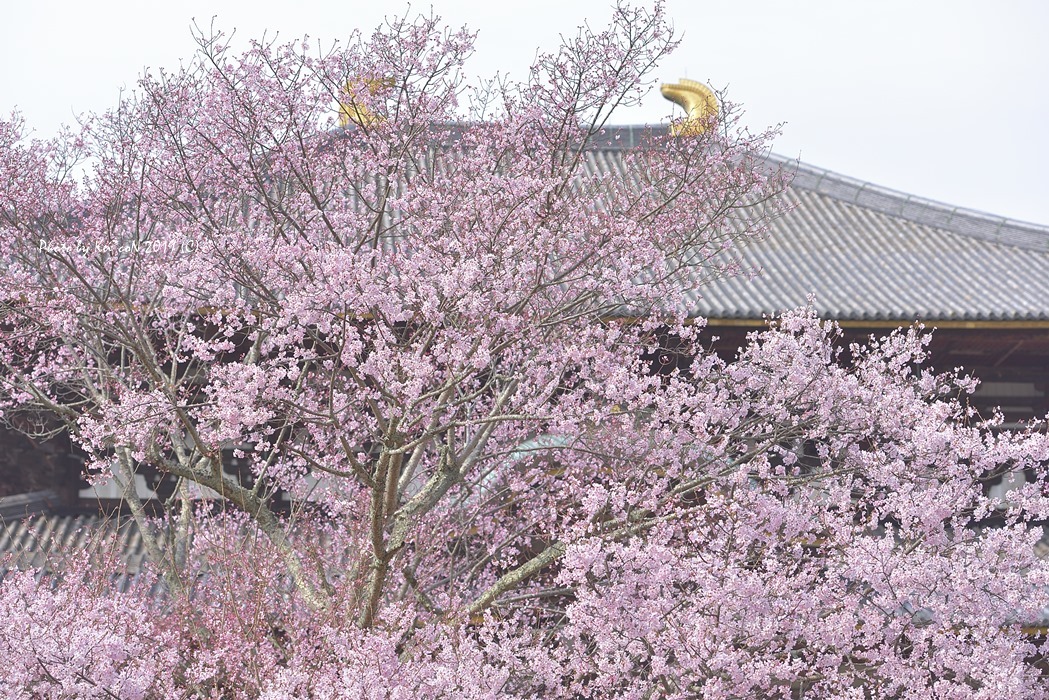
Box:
1, 3, 1048, 698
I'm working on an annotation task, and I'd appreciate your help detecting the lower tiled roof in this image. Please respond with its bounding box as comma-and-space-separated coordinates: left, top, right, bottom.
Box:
4, 511, 1049, 625
0, 514, 148, 580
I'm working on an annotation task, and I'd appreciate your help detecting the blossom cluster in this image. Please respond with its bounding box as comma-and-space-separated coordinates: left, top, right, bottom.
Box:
0, 2, 1048, 697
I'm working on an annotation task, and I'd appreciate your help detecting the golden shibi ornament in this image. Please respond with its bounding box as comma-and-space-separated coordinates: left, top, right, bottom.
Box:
660, 78, 718, 136
338, 78, 396, 127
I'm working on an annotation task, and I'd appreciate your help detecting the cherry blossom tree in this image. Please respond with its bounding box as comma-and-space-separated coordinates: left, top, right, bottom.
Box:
1, 3, 1048, 697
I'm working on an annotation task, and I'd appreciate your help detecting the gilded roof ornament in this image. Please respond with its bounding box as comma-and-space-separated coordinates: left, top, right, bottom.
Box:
660, 79, 718, 136
338, 78, 394, 128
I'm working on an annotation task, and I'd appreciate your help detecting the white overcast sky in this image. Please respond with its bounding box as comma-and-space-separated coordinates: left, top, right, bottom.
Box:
3, 0, 1047, 224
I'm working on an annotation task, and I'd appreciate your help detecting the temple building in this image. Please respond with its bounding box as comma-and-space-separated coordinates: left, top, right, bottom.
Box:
690, 146, 1049, 428
2, 90, 1047, 519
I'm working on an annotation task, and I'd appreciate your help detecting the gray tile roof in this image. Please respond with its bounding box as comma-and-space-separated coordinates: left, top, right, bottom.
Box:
0, 514, 150, 589
593, 128, 1049, 322
332, 123, 1047, 322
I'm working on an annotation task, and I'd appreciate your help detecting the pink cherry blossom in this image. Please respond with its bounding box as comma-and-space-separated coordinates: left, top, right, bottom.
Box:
0, 3, 1047, 697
